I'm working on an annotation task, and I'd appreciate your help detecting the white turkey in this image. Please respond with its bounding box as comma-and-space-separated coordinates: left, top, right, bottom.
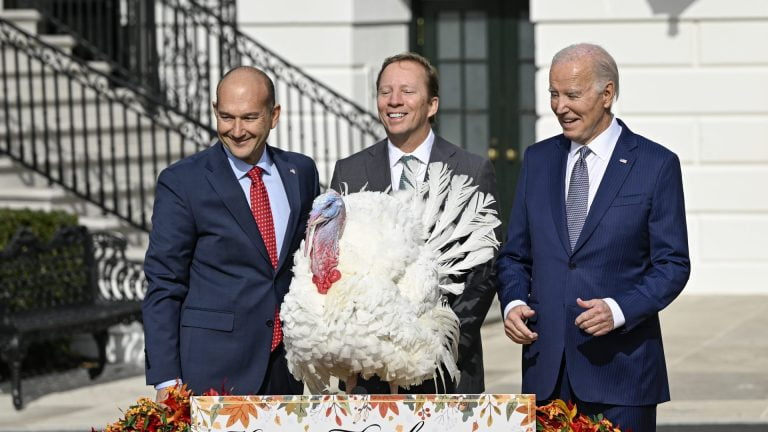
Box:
281, 162, 500, 394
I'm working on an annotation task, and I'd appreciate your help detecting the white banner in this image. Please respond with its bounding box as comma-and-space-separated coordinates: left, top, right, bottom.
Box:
191, 394, 536, 432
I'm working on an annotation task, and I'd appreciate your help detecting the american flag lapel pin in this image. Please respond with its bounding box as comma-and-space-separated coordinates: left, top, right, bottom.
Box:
290, 168, 296, 174
619, 158, 628, 164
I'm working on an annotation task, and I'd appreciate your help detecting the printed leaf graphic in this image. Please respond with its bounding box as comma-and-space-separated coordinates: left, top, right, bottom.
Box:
487, 412, 493, 427
274, 415, 282, 425
472, 421, 479, 431
219, 400, 257, 428
506, 401, 518, 420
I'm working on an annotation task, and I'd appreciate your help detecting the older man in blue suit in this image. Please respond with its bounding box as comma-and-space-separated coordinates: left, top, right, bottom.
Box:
497, 43, 690, 431
143, 66, 319, 399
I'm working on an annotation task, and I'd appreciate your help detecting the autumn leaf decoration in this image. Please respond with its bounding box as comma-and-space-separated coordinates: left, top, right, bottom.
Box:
95, 383, 228, 432
536, 399, 624, 432
217, 397, 258, 429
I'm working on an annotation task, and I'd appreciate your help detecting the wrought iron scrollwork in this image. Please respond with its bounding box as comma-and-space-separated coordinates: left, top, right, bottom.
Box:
90, 231, 147, 301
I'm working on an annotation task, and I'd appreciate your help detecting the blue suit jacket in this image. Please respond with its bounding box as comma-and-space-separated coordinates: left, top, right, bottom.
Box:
142, 142, 319, 395
496, 119, 690, 405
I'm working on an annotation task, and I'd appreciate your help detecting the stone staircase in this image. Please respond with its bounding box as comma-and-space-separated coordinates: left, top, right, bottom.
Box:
0, 8, 210, 365
0, 8, 207, 260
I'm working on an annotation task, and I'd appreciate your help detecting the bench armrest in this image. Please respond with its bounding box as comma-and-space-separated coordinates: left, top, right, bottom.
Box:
90, 231, 147, 301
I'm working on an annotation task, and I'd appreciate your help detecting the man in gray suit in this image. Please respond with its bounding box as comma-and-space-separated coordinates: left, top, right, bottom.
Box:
330, 52, 498, 394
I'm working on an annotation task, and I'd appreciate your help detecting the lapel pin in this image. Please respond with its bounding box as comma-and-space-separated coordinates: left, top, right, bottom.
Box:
290, 168, 296, 174
619, 159, 627, 164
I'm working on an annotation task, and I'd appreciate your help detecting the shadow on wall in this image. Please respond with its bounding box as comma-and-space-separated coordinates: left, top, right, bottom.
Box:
647, 0, 698, 36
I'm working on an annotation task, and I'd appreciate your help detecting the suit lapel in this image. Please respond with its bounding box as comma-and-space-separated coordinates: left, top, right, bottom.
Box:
364, 140, 394, 192
428, 136, 459, 170
572, 124, 638, 254
205, 142, 272, 265
549, 136, 571, 255
271, 148, 301, 273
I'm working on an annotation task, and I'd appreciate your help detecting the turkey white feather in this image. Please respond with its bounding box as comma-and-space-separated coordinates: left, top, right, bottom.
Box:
281, 162, 500, 394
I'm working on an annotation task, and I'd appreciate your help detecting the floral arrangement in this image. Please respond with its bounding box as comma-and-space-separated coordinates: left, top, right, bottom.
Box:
94, 384, 229, 432
536, 399, 624, 432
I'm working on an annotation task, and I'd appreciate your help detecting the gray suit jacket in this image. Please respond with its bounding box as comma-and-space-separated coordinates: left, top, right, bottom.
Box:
330, 136, 499, 393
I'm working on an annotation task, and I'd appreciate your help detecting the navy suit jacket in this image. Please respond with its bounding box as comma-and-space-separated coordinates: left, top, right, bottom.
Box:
496, 119, 690, 405
142, 142, 319, 395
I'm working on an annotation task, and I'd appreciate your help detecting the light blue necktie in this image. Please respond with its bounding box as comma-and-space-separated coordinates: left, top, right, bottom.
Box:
398, 155, 420, 191
566, 146, 591, 251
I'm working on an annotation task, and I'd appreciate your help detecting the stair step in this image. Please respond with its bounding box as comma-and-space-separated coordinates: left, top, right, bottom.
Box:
0, 186, 66, 200
38, 34, 77, 53
0, 9, 42, 35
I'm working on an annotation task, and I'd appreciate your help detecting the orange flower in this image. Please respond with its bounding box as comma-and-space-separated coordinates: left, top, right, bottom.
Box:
536, 399, 622, 432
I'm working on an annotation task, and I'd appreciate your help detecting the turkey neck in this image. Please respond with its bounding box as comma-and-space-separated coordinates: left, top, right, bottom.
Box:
310, 210, 345, 294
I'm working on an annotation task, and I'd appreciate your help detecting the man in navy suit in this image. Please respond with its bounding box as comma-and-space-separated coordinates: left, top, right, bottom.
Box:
143, 66, 319, 399
496, 43, 690, 430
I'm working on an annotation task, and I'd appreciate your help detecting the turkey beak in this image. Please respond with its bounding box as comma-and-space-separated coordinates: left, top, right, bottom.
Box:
304, 213, 325, 256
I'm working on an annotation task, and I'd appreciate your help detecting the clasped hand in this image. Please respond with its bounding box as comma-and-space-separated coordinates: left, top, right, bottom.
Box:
504, 298, 615, 344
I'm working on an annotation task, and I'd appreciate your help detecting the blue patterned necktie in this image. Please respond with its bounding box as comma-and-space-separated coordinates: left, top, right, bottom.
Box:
398, 155, 420, 191
566, 146, 591, 251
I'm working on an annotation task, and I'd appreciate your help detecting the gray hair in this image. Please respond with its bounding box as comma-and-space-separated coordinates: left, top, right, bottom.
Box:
552, 43, 619, 100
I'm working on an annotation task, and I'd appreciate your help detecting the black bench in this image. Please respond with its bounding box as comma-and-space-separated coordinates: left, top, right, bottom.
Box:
0, 225, 143, 409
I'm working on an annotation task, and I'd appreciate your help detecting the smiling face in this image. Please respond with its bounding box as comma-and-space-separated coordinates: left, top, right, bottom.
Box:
549, 58, 614, 145
213, 70, 280, 165
376, 60, 439, 152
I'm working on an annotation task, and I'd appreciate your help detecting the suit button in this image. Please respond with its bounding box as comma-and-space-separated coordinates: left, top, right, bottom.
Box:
266, 320, 274, 328
568, 262, 576, 269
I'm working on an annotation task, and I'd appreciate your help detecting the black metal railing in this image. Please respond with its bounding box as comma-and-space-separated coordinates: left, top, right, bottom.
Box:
153, 0, 385, 181
6, 0, 384, 183
0, 17, 214, 231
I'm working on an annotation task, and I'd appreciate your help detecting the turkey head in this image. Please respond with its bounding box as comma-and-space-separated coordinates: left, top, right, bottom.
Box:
305, 190, 346, 294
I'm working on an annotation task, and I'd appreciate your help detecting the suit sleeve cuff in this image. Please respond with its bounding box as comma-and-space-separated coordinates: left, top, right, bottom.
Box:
503, 300, 527, 320
155, 379, 181, 390
603, 297, 625, 329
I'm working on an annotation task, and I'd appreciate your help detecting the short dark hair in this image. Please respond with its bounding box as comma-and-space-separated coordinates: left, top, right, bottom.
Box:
376, 52, 439, 100
216, 66, 276, 109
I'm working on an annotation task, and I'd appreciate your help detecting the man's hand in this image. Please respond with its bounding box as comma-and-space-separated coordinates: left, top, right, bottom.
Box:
503, 304, 538, 344
155, 387, 171, 404
575, 298, 614, 336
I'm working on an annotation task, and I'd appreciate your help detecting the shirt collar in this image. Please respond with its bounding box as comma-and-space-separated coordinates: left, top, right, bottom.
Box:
223, 144, 275, 179
387, 129, 435, 168
569, 116, 622, 161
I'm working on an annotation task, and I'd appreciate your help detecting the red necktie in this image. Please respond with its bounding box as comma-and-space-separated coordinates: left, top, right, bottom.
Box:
246, 166, 282, 352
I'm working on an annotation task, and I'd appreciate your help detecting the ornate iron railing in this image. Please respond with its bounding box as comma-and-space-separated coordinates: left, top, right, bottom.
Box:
8, 0, 384, 184
0, 17, 214, 232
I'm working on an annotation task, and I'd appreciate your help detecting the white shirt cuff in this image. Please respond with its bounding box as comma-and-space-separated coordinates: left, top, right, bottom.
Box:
155, 379, 181, 390
603, 297, 625, 329
503, 300, 527, 320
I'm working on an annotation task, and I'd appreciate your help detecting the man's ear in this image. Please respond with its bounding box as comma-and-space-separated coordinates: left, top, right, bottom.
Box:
602, 81, 615, 109
212, 101, 218, 116
428, 96, 439, 118
270, 104, 282, 129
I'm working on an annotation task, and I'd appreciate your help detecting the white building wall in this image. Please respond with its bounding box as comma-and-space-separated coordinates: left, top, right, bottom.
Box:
236, 0, 411, 112
532, 0, 768, 294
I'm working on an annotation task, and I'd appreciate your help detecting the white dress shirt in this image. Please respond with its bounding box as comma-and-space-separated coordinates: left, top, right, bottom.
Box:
387, 129, 435, 190
503, 117, 627, 330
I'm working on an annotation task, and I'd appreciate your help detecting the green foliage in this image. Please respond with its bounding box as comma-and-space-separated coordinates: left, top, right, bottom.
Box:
0, 209, 84, 313
0, 208, 78, 250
